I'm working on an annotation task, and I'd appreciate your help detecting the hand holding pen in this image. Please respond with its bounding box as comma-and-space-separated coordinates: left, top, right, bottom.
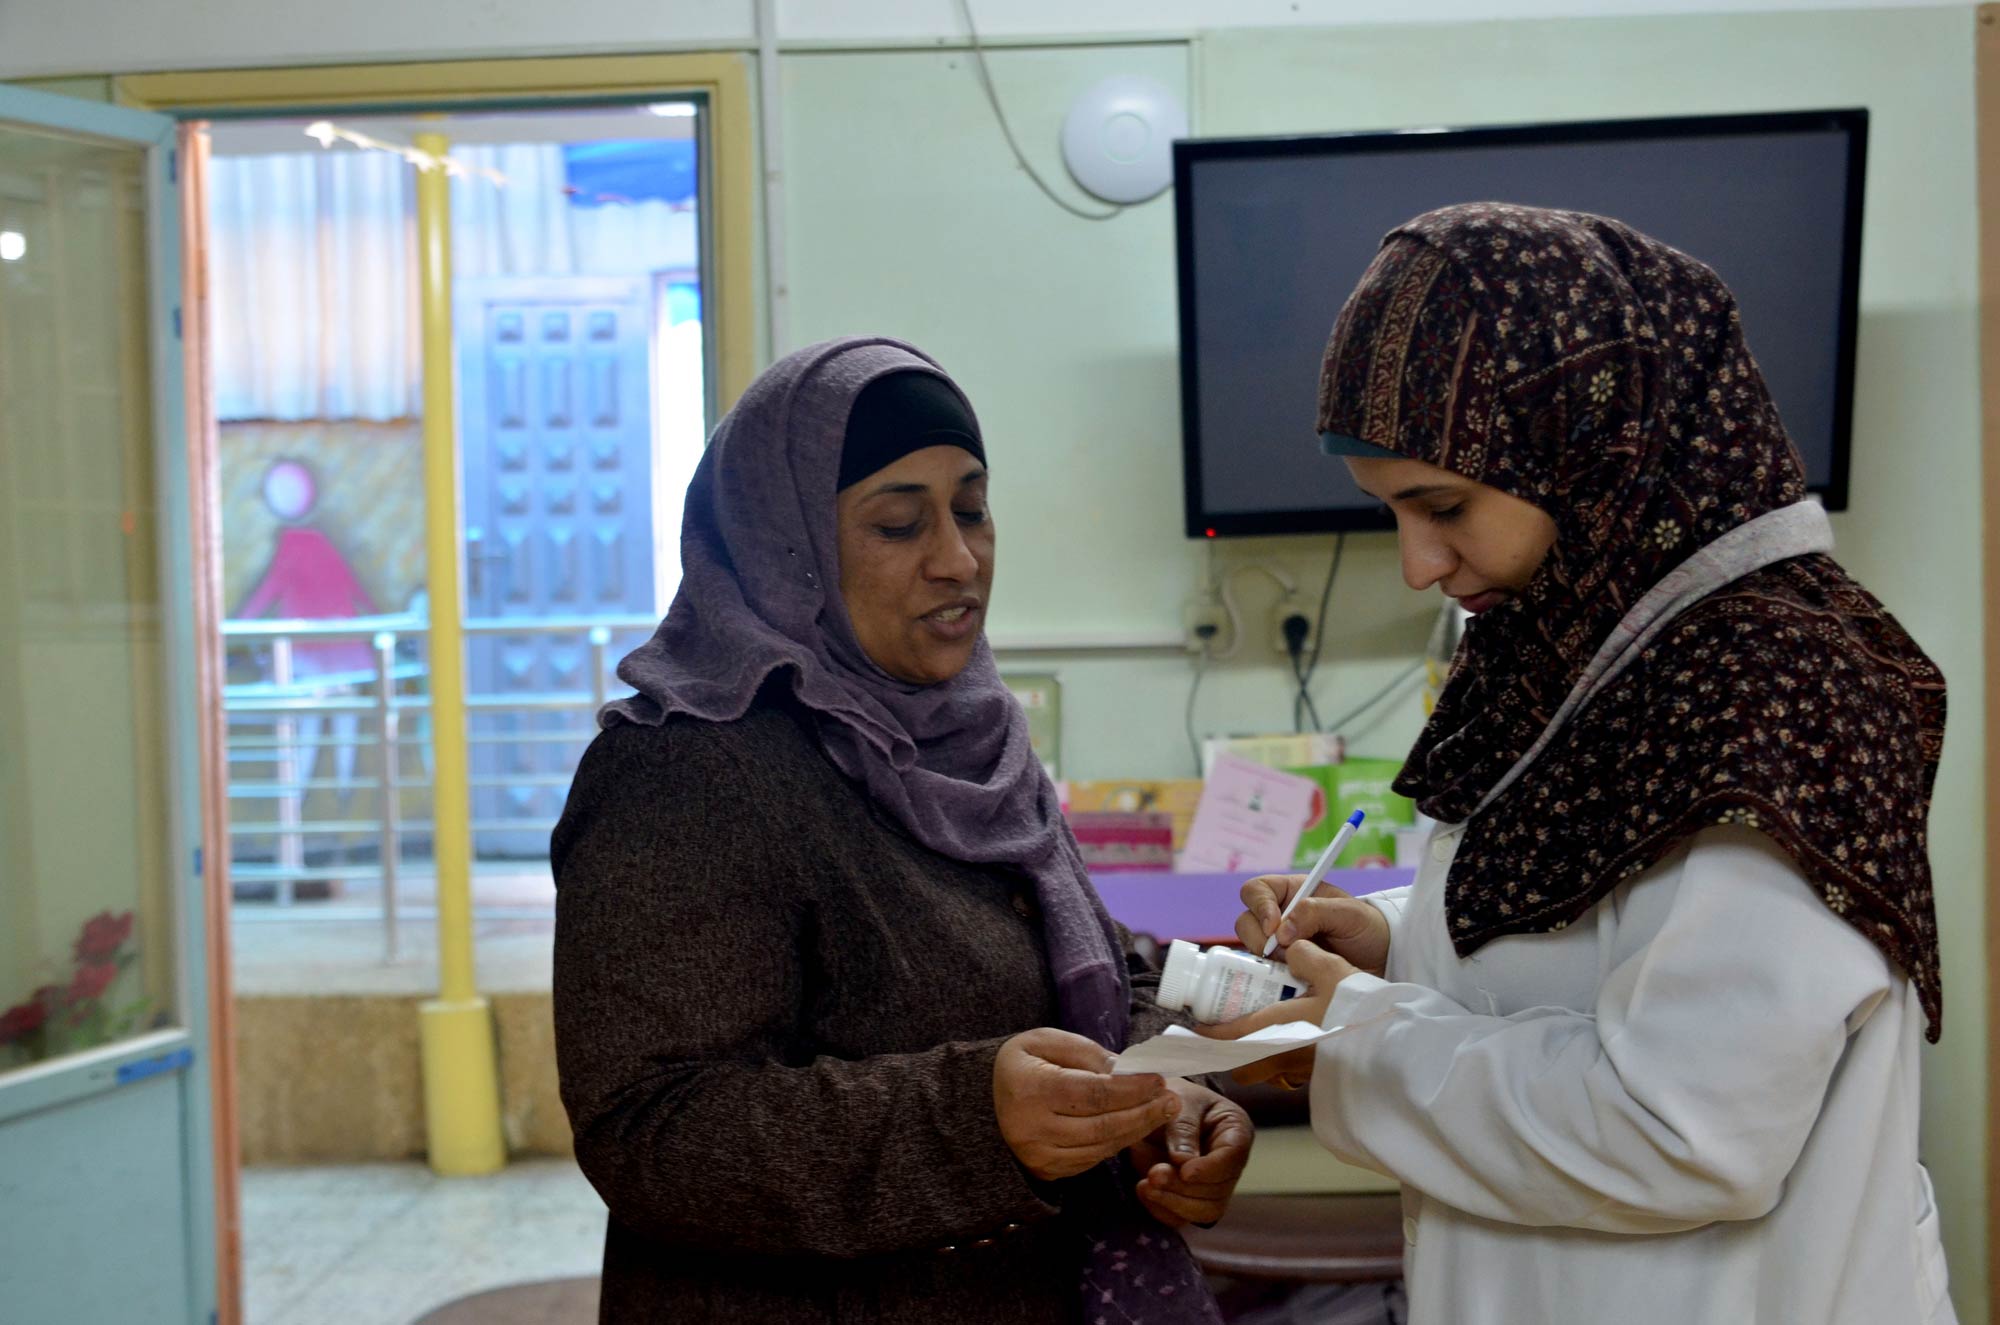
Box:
1262, 810, 1366, 956
1232, 811, 1392, 980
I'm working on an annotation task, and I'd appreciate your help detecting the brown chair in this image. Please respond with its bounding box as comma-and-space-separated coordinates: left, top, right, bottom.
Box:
1182, 1192, 1405, 1284
410, 1276, 599, 1325
1169, 996, 1407, 1288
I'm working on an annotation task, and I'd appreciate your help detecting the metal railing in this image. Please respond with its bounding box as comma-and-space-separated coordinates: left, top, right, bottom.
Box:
221, 613, 657, 959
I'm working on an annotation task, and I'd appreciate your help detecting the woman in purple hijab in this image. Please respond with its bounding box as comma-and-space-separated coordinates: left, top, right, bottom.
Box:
552, 335, 1246, 1323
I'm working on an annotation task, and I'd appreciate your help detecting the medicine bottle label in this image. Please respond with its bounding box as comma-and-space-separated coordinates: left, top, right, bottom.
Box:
1211, 968, 1299, 1022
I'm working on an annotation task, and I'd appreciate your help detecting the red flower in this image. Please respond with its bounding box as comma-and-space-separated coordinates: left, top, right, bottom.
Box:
0, 998, 47, 1044
73, 911, 134, 963
66, 961, 118, 1006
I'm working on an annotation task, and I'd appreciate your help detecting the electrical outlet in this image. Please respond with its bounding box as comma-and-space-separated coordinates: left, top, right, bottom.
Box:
1271, 592, 1318, 657
1183, 596, 1228, 654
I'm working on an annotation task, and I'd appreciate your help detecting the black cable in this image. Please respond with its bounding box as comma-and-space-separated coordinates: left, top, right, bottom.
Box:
1322, 659, 1427, 735
1287, 637, 1321, 733
1305, 534, 1344, 680
1186, 639, 1213, 775
955, 0, 1121, 222
1293, 534, 1343, 731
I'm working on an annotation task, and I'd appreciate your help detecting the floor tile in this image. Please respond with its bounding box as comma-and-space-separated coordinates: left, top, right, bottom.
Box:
243, 1160, 605, 1324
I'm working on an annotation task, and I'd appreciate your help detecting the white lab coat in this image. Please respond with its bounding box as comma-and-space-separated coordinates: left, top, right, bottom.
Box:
1310, 822, 1956, 1325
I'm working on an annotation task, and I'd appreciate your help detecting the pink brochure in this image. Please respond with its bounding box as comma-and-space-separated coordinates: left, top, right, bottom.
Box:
1175, 752, 1319, 874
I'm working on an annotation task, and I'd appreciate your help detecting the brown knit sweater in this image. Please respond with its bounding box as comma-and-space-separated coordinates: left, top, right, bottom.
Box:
551, 693, 1187, 1323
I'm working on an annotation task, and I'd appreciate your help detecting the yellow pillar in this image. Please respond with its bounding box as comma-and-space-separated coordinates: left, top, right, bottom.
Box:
413, 130, 506, 1176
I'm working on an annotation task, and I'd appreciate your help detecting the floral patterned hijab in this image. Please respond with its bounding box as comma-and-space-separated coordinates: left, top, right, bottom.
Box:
1318, 203, 1946, 1037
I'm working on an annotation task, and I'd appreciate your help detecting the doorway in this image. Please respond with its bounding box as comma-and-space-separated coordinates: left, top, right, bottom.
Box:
209, 105, 711, 935
107, 53, 753, 1324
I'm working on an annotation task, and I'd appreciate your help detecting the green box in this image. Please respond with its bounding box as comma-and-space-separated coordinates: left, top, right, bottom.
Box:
1289, 757, 1414, 869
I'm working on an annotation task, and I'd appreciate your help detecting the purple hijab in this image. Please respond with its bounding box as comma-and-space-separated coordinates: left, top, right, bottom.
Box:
603, 336, 1221, 1321
603, 335, 1128, 1044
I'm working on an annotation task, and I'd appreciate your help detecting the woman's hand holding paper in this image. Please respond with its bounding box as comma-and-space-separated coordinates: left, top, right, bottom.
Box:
993, 1028, 1183, 1181
1126, 1079, 1252, 1228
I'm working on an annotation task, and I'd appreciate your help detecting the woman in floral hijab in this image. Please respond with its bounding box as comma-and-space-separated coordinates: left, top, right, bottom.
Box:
1216, 203, 1956, 1325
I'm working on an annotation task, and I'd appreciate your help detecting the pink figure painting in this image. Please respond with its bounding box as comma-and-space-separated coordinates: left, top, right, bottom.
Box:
234, 459, 377, 678
234, 459, 379, 806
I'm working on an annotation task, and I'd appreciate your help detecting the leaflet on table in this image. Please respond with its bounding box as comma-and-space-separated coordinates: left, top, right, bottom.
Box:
1175, 753, 1319, 874
1201, 734, 1418, 870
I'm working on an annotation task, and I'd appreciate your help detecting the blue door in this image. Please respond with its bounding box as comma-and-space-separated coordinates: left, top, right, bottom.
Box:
456, 276, 656, 859
0, 90, 219, 1323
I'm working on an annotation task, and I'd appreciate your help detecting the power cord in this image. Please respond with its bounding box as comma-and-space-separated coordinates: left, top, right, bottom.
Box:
954, 0, 1122, 221
1322, 659, 1428, 736
1208, 561, 1297, 661
1186, 624, 1217, 775
1299, 533, 1344, 727
1282, 613, 1320, 733
1284, 534, 1344, 732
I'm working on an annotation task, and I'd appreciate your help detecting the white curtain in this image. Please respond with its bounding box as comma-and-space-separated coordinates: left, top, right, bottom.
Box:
449, 144, 577, 280
450, 144, 698, 279
208, 145, 699, 422
208, 151, 421, 422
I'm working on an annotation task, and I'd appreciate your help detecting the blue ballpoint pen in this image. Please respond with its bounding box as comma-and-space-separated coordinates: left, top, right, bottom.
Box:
1262, 809, 1367, 957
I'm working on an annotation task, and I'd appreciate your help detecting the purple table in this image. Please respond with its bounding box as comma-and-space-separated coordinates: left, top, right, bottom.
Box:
1090, 867, 1415, 946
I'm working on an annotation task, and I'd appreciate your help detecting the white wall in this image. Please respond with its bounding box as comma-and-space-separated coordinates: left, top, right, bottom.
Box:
1, 2, 1985, 1320
779, 36, 1442, 784
0, 0, 1972, 77
777, 0, 1969, 41
779, 12, 1988, 1322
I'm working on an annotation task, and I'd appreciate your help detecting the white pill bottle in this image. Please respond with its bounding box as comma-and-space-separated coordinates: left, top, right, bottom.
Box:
1155, 939, 1308, 1024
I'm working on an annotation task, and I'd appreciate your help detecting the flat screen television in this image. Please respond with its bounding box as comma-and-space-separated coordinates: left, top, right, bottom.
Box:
1174, 109, 1867, 537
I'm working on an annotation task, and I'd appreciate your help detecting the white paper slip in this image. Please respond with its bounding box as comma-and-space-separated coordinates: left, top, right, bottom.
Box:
1109, 1021, 1348, 1077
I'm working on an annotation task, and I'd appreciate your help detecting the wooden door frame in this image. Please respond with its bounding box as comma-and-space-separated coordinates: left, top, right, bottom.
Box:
177, 122, 240, 1325
1977, 11, 2000, 1324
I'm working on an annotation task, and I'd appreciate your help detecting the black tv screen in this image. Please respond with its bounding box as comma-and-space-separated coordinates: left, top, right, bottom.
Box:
1174, 109, 1867, 537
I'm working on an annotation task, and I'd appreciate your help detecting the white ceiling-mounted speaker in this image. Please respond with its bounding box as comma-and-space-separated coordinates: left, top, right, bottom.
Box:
1060, 76, 1187, 206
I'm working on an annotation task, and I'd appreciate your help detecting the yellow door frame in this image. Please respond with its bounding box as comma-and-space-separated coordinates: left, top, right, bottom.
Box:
407, 124, 506, 1179
115, 53, 757, 408
116, 51, 759, 1302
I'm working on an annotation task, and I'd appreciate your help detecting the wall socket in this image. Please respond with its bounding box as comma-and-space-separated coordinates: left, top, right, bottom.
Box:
1270, 591, 1318, 657
1182, 595, 1228, 654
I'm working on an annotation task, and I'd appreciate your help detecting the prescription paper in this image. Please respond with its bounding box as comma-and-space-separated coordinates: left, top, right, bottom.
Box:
1109, 1021, 1349, 1077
